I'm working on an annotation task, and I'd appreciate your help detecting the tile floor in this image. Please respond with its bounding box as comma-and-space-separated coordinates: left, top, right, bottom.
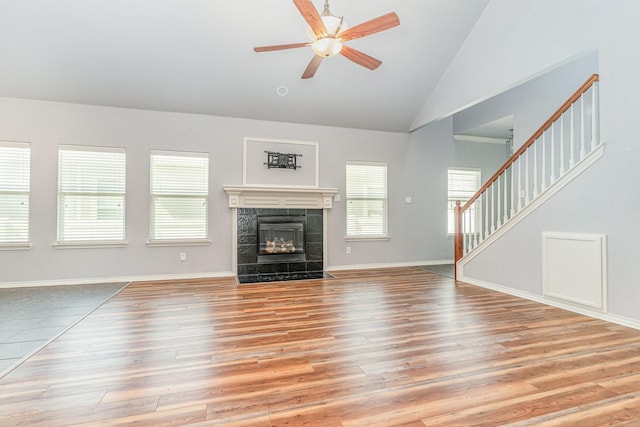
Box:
0, 282, 127, 376
415, 263, 455, 278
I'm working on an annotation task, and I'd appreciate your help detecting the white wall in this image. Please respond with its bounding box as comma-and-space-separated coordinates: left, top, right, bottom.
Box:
422, 0, 640, 323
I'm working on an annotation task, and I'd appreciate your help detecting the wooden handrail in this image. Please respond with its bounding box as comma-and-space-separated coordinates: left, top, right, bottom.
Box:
454, 73, 599, 269
459, 74, 599, 213
454, 200, 463, 279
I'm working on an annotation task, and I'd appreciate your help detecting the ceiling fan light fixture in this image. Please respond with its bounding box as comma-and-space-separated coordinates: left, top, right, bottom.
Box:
253, 0, 400, 79
305, 15, 346, 40
311, 37, 343, 57
321, 15, 345, 36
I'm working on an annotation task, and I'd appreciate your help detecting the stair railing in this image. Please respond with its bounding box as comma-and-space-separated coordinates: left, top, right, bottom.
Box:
454, 74, 600, 273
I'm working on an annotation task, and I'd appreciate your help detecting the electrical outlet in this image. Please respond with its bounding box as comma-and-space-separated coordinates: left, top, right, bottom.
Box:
180, 252, 187, 261
346, 247, 351, 254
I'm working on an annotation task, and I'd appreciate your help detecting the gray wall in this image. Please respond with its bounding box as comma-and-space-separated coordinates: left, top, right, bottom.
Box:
0, 96, 436, 283
408, 117, 508, 258
0, 94, 507, 284
453, 52, 599, 150
421, 0, 640, 323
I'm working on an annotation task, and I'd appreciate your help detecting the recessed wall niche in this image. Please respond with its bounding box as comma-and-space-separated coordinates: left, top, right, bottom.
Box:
243, 137, 319, 187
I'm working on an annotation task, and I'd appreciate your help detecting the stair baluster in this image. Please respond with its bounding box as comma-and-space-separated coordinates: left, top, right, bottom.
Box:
454, 74, 601, 278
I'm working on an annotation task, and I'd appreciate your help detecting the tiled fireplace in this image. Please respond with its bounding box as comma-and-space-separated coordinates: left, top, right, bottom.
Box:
223, 185, 338, 283
236, 208, 324, 283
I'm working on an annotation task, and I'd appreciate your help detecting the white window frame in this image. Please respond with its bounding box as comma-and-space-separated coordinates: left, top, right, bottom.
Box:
447, 167, 481, 235
148, 150, 210, 246
56, 145, 127, 248
0, 141, 31, 249
345, 161, 389, 240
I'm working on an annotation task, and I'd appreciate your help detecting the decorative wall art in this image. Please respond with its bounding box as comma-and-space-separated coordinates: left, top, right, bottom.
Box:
243, 137, 318, 187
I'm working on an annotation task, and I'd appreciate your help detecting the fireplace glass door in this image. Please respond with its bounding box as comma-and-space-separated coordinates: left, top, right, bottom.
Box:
257, 216, 305, 263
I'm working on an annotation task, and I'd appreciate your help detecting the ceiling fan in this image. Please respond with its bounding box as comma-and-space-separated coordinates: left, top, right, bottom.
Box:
254, 0, 400, 79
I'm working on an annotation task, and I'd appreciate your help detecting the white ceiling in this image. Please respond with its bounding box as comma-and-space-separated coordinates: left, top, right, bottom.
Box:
0, 0, 490, 132
455, 115, 514, 143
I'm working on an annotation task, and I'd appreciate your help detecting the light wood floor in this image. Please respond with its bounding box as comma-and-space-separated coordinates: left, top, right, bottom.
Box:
2, 268, 640, 426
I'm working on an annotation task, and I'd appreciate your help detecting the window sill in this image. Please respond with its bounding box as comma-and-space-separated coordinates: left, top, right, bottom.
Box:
54, 241, 128, 249
0, 243, 32, 251
345, 235, 390, 242
147, 239, 211, 247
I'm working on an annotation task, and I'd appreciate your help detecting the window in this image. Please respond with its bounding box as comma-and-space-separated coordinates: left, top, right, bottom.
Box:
149, 150, 209, 244
57, 146, 126, 245
0, 142, 30, 247
448, 168, 481, 234
346, 162, 388, 238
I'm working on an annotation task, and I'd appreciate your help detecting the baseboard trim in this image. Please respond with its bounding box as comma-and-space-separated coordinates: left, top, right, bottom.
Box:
327, 259, 453, 272
0, 271, 236, 289
460, 275, 640, 331
1, 261, 456, 288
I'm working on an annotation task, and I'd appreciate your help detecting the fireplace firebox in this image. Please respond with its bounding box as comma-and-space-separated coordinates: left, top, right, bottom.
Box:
257, 215, 305, 263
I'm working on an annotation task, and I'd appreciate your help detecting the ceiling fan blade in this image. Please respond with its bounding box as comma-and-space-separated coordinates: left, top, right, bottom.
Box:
302, 55, 323, 79
339, 46, 382, 70
254, 42, 309, 52
293, 0, 328, 38
338, 12, 400, 42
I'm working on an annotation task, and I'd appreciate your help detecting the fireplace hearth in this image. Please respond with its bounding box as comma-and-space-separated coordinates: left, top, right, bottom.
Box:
239, 270, 333, 284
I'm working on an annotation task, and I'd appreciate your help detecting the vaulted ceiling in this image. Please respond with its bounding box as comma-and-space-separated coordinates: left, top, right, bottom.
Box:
0, 0, 490, 132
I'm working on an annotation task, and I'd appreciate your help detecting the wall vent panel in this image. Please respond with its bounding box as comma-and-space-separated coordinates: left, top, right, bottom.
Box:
542, 232, 607, 311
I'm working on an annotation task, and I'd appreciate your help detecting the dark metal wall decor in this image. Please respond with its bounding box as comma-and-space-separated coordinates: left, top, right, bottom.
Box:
264, 151, 302, 170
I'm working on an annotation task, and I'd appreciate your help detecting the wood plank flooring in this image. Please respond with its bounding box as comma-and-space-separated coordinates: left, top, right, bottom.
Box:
2, 267, 640, 426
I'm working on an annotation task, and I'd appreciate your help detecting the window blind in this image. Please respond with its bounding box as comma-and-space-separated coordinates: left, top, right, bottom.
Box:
346, 162, 388, 237
447, 168, 481, 234
0, 142, 30, 244
150, 151, 209, 242
58, 146, 126, 243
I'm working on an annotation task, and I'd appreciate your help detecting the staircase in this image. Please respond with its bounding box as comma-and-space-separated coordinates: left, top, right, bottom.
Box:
454, 74, 603, 278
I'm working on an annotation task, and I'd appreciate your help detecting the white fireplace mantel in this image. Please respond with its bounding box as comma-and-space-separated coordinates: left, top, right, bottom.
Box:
223, 185, 338, 210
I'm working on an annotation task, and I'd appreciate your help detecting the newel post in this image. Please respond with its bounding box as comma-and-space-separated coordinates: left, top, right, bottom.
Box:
454, 200, 463, 280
